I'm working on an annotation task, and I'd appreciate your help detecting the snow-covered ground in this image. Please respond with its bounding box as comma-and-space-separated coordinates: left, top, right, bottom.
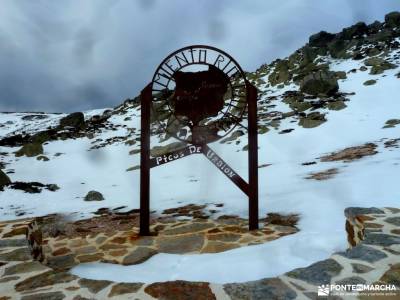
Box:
1, 56, 400, 283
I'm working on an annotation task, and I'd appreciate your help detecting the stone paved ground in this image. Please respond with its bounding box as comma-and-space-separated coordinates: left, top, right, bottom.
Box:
0, 207, 399, 299
42, 215, 297, 269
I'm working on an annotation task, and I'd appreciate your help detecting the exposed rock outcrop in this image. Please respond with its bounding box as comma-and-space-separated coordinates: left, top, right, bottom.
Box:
300, 70, 339, 96
15, 143, 43, 157
59, 112, 85, 129
0, 168, 11, 190
385, 11, 400, 27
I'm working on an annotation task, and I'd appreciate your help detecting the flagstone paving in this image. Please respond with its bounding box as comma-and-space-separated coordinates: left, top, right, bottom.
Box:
38, 210, 298, 269
0, 206, 399, 299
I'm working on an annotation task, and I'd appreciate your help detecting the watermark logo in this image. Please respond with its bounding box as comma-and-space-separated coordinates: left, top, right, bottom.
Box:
317, 284, 397, 297
317, 285, 330, 296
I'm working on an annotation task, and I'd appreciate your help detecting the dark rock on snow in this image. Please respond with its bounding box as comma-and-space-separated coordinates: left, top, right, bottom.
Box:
0, 168, 11, 190
59, 112, 85, 129
8, 182, 59, 193
84, 190, 105, 201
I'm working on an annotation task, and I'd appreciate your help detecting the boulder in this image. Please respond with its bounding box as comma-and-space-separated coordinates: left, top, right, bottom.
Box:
368, 21, 383, 34
88, 112, 110, 126
59, 112, 85, 129
363, 79, 377, 86
15, 143, 43, 157
299, 112, 327, 128
126, 165, 140, 172
47, 184, 60, 191
327, 100, 347, 111
341, 22, 368, 40
150, 142, 186, 157
309, 31, 335, 47
84, 190, 104, 201
365, 47, 381, 57
328, 39, 352, 58
383, 119, 400, 128
268, 59, 291, 86
334, 71, 347, 79
292, 62, 329, 82
36, 155, 50, 161
364, 57, 397, 75
385, 11, 400, 27
221, 130, 245, 143
367, 28, 394, 42
31, 129, 56, 144
300, 70, 339, 96
289, 46, 320, 71
0, 168, 11, 190
300, 46, 323, 66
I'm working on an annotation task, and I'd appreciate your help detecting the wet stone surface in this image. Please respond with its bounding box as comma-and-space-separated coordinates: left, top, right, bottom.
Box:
0, 247, 31, 261
0, 276, 20, 283
363, 233, 400, 246
20, 291, 66, 300
335, 276, 367, 285
224, 278, 297, 300
162, 222, 214, 235
78, 278, 112, 293
157, 234, 205, 254
122, 247, 157, 265
3, 261, 48, 275
108, 282, 144, 297
47, 254, 76, 270
0, 239, 27, 248
145, 281, 216, 300
337, 244, 388, 262
351, 263, 374, 274
379, 263, 400, 287
344, 207, 384, 218
15, 270, 77, 292
385, 216, 400, 226
286, 259, 343, 285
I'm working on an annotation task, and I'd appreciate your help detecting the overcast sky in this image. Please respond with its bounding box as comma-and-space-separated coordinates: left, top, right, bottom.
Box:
0, 0, 399, 113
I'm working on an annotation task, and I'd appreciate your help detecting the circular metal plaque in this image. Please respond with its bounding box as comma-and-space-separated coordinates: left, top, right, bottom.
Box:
151, 45, 248, 144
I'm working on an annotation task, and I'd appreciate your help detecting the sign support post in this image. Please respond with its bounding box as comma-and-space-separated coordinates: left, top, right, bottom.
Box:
247, 81, 259, 230
139, 84, 151, 236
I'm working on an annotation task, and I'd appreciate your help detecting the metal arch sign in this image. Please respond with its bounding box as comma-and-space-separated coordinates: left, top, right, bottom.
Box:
139, 45, 259, 235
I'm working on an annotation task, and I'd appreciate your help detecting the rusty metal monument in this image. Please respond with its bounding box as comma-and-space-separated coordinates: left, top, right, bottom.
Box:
139, 45, 259, 235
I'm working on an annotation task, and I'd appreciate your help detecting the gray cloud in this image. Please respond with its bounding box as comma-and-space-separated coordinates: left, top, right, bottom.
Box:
0, 0, 399, 113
